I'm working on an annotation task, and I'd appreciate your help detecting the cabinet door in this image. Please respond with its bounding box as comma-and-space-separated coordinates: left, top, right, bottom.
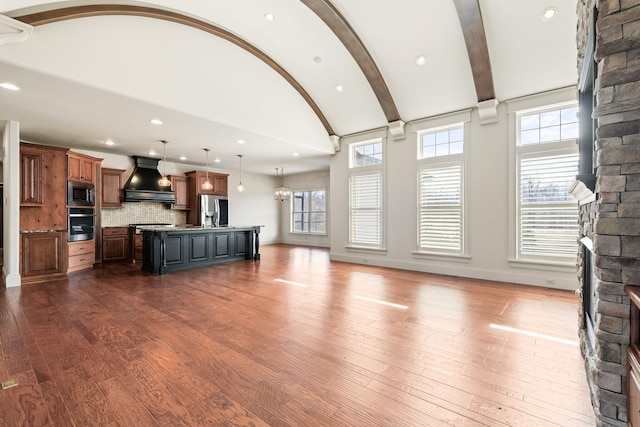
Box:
213, 174, 228, 196
21, 232, 65, 277
196, 172, 215, 195
102, 168, 124, 208
68, 154, 82, 182
170, 176, 189, 210
103, 235, 130, 262
20, 149, 45, 206
82, 159, 95, 184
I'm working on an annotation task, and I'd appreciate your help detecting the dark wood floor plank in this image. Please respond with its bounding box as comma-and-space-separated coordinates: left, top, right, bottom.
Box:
0, 245, 594, 425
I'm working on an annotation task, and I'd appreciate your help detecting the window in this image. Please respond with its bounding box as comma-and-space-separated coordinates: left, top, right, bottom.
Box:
291, 189, 326, 234
416, 124, 466, 255
515, 104, 579, 261
349, 139, 384, 248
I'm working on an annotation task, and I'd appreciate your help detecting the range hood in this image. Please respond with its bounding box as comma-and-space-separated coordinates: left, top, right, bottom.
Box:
123, 156, 175, 203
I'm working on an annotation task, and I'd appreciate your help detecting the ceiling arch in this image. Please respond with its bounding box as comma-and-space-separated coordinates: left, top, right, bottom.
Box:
13, 3, 337, 136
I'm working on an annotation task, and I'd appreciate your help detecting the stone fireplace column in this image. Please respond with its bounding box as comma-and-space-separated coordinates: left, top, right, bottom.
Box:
577, 1, 640, 426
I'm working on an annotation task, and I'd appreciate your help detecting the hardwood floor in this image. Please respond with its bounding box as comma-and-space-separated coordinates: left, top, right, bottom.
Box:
1, 244, 595, 426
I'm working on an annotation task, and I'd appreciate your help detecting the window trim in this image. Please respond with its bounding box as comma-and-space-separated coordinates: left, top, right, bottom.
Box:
347, 136, 386, 250
507, 92, 579, 266
289, 188, 328, 235
413, 119, 470, 258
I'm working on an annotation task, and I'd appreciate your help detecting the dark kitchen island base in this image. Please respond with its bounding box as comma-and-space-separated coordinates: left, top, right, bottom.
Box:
142, 226, 260, 275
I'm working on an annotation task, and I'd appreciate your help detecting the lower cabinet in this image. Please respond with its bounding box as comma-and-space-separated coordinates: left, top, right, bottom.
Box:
68, 240, 95, 273
102, 227, 130, 262
21, 231, 66, 283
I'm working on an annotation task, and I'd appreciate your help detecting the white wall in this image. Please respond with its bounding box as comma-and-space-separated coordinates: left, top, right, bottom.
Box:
75, 148, 280, 244
329, 90, 579, 291
279, 170, 330, 247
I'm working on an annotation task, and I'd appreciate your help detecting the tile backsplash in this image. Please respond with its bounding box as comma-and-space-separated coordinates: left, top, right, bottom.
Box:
101, 202, 187, 226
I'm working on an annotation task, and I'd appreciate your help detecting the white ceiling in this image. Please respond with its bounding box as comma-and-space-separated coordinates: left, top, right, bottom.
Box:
0, 0, 578, 175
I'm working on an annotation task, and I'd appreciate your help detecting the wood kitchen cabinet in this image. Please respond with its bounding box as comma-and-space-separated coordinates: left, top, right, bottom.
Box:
68, 240, 95, 273
627, 286, 640, 427
169, 175, 189, 210
68, 152, 100, 184
129, 228, 143, 262
21, 231, 67, 283
20, 145, 45, 206
102, 227, 130, 262
185, 171, 228, 224
102, 168, 125, 208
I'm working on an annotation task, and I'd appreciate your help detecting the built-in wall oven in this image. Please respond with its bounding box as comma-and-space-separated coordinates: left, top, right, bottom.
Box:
68, 207, 95, 242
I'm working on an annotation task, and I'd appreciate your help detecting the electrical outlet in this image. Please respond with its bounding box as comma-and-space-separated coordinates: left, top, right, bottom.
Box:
544, 279, 555, 285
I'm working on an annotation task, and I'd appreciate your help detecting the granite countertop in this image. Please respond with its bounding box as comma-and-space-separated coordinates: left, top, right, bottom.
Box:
20, 229, 67, 233
139, 225, 262, 231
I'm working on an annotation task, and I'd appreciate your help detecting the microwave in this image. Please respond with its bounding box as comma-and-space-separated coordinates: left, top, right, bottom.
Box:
68, 181, 95, 206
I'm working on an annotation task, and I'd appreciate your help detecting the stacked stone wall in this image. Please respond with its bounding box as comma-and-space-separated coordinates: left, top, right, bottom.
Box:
578, 1, 640, 425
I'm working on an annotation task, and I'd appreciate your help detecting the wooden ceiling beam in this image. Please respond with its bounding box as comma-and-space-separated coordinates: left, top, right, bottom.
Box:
300, 0, 401, 123
453, 0, 496, 102
13, 4, 337, 137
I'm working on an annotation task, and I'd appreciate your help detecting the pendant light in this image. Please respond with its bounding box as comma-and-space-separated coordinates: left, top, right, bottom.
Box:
236, 154, 245, 192
202, 148, 213, 191
274, 168, 291, 201
158, 140, 171, 187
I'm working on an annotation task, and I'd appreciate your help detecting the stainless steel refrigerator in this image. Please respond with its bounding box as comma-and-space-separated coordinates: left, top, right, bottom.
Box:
198, 195, 229, 227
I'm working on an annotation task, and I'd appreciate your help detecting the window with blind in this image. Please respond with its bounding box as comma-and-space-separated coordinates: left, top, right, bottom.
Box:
349, 139, 384, 248
516, 105, 579, 261
416, 124, 466, 255
418, 163, 462, 252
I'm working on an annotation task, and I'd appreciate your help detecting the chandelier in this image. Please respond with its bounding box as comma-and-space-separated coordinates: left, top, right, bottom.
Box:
274, 168, 291, 201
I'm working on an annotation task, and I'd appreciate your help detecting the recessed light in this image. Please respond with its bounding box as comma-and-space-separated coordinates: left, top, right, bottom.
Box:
104, 140, 115, 146
148, 150, 157, 156
415, 55, 426, 66
150, 119, 163, 125
541, 6, 557, 21
237, 139, 246, 144
0, 82, 20, 91
292, 152, 299, 157
313, 56, 323, 64
179, 156, 187, 160
214, 158, 221, 163
335, 85, 343, 93
264, 13, 275, 21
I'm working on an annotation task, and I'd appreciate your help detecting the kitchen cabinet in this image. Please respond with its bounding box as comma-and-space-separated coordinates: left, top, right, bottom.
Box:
627, 286, 640, 427
21, 231, 67, 283
102, 227, 130, 262
102, 168, 125, 208
68, 152, 100, 184
68, 240, 95, 273
186, 171, 228, 196
169, 175, 189, 210
185, 171, 228, 224
129, 227, 143, 262
20, 145, 45, 206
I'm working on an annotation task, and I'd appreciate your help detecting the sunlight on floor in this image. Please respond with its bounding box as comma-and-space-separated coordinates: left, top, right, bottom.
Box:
354, 295, 409, 309
274, 278, 309, 287
489, 323, 578, 346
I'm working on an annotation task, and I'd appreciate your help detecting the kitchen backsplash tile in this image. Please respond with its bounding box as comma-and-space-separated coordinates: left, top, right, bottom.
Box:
102, 202, 187, 226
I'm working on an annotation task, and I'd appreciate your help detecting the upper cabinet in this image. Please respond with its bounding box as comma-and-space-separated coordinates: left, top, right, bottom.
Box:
20, 145, 45, 206
169, 175, 189, 210
102, 168, 125, 209
68, 152, 100, 184
186, 171, 228, 196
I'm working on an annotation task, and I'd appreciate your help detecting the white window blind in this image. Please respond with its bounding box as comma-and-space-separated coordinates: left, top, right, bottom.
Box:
418, 163, 462, 252
350, 172, 382, 246
519, 153, 579, 258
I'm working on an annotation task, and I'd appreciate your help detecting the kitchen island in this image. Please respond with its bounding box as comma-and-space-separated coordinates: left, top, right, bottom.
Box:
141, 226, 261, 275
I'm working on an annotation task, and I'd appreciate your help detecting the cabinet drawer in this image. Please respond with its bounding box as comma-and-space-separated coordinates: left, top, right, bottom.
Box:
68, 252, 95, 270
69, 240, 95, 256
103, 227, 128, 236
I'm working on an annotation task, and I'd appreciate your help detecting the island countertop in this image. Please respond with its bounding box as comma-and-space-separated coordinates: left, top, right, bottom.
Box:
141, 225, 261, 275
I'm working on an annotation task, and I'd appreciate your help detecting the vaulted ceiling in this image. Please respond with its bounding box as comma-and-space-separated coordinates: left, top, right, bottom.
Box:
0, 0, 578, 174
